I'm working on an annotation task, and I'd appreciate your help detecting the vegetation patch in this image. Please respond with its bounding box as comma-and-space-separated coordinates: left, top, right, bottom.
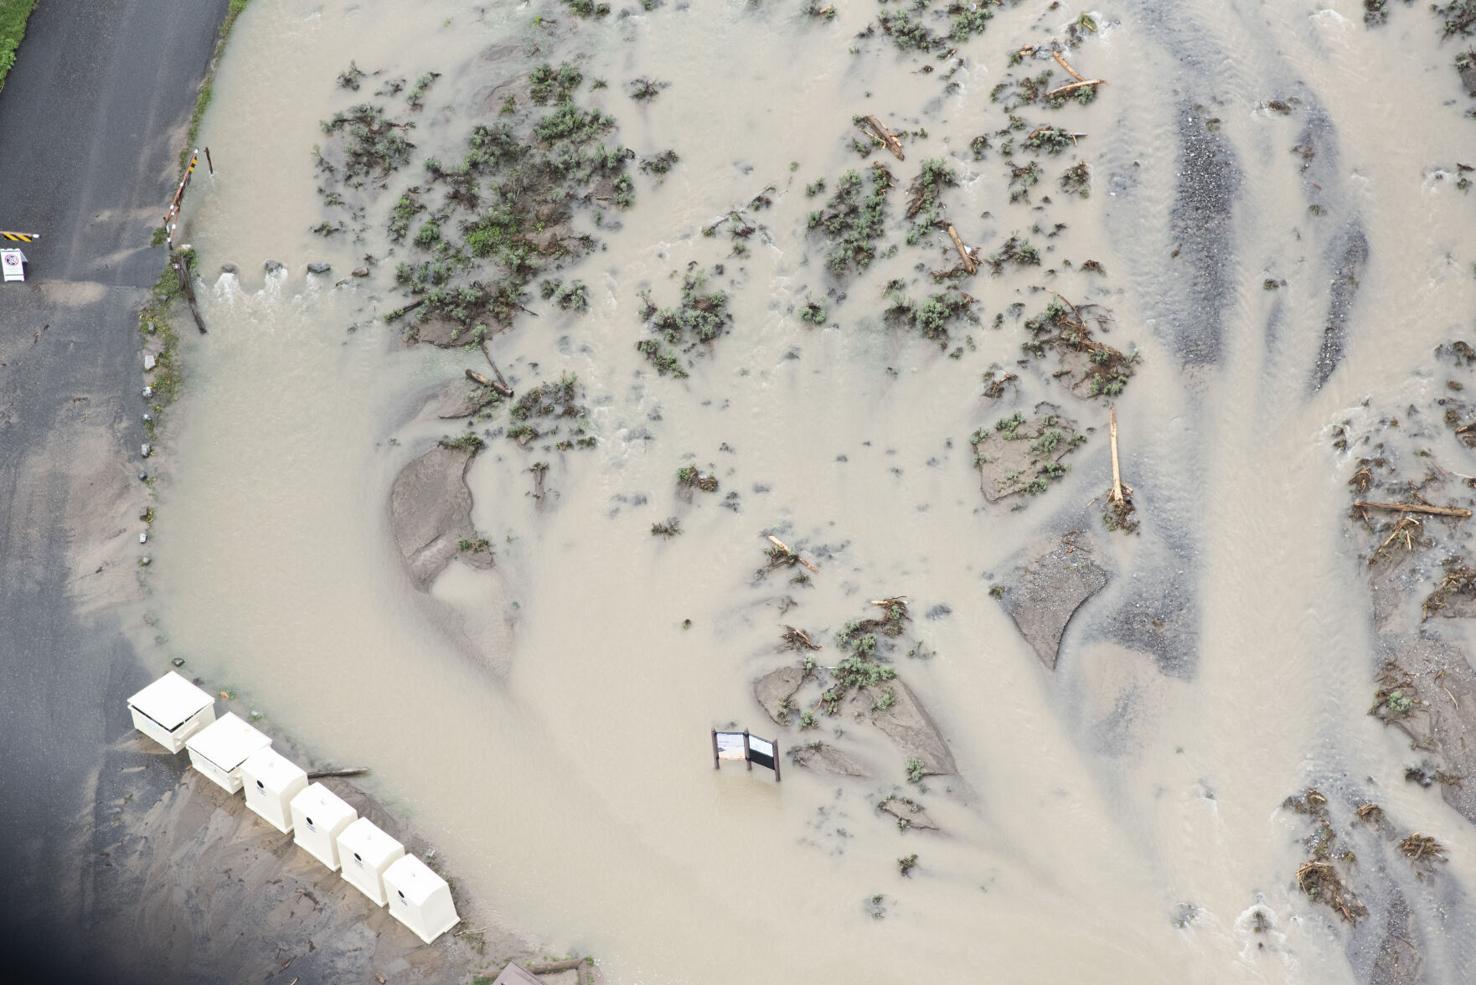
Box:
315, 60, 639, 345
636, 269, 733, 377
540, 278, 590, 313
1022, 124, 1082, 155
1021, 294, 1136, 398
628, 76, 669, 101
873, 0, 1002, 54
985, 235, 1040, 273
904, 158, 957, 245
505, 373, 596, 451
562, 0, 612, 17
136, 258, 196, 428
1060, 161, 1091, 198
808, 163, 895, 276
320, 104, 416, 187
971, 409, 1084, 501
883, 282, 977, 347
0, 0, 37, 95
1435, 0, 1476, 38
1284, 788, 1367, 923
677, 464, 719, 493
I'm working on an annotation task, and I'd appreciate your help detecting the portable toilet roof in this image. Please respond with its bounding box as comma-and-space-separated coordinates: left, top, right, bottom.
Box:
240, 747, 309, 833
338, 817, 405, 906
290, 782, 358, 870
1, 248, 25, 282
127, 671, 214, 752
185, 712, 271, 791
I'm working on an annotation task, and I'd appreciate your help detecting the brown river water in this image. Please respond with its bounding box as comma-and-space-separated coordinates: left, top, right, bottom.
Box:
145, 1, 1476, 982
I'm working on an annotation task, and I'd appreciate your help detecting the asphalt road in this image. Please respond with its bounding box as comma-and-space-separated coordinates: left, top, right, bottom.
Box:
0, 2, 227, 981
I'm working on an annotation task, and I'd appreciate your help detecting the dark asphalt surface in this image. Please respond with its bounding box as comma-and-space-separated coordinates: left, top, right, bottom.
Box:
0, 2, 227, 981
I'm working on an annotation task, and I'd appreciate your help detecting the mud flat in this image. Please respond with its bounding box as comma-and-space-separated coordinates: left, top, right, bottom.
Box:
137, 1, 1476, 983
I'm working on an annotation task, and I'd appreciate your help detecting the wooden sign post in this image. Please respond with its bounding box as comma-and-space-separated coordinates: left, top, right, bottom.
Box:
712, 729, 780, 782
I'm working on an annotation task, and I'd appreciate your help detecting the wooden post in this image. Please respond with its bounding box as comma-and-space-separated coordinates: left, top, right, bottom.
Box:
710, 729, 719, 769
204, 146, 215, 175
773, 740, 781, 783
742, 730, 752, 771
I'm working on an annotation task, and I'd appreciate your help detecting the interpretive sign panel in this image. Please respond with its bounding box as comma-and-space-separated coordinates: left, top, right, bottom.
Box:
711, 729, 780, 781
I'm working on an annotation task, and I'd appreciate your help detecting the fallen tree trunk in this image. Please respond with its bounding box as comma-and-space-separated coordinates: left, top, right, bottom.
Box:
945, 224, 977, 274
1045, 78, 1105, 100
307, 767, 369, 780
1354, 500, 1472, 519
525, 959, 588, 975
385, 298, 426, 322
480, 340, 514, 395
465, 367, 513, 398
1052, 50, 1087, 82
858, 115, 905, 160
767, 534, 820, 573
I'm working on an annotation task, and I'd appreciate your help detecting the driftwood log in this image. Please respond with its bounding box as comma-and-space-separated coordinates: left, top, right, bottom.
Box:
306, 767, 368, 780
466, 367, 513, 398
767, 534, 820, 573
1045, 78, 1105, 100
479, 340, 514, 395
945, 224, 977, 274
385, 298, 426, 322
1354, 500, 1472, 519
858, 115, 905, 160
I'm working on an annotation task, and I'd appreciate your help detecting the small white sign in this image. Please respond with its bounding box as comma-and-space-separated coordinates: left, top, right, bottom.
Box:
1, 248, 26, 283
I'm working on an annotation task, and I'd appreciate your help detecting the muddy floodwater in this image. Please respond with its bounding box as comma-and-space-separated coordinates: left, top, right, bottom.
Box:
146, 1, 1476, 983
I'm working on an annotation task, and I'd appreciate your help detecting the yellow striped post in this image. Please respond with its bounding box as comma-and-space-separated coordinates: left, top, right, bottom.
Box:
0, 232, 40, 243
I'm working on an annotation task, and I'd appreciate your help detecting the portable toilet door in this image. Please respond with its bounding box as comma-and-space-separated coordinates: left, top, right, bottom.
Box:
383, 854, 460, 944
185, 712, 272, 792
240, 748, 309, 833
337, 817, 405, 906
1, 248, 25, 282
289, 782, 357, 870
126, 671, 216, 753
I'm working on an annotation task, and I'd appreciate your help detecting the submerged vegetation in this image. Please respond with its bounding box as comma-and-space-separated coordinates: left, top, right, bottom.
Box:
808, 163, 895, 276
1284, 789, 1367, 923
315, 60, 646, 343
636, 270, 733, 377
506, 374, 596, 451
1022, 296, 1136, 398
971, 410, 1085, 500
904, 158, 957, 245
873, 0, 1004, 54
883, 282, 977, 347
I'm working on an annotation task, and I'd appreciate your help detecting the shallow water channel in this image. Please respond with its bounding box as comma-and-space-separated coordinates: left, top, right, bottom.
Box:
149, 1, 1476, 982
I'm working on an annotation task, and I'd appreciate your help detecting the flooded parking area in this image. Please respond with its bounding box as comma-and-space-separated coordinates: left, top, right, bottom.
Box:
146, 2, 1476, 982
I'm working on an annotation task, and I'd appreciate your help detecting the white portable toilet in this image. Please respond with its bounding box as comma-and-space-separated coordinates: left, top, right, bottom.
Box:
185, 712, 272, 793
337, 817, 405, 906
289, 782, 357, 870
384, 854, 460, 943
240, 748, 309, 833
126, 671, 215, 753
